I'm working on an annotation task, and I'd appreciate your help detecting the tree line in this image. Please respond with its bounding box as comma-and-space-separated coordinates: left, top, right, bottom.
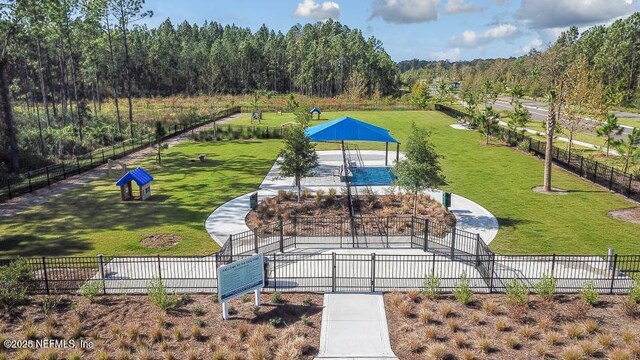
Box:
0, 0, 399, 174
400, 13, 640, 108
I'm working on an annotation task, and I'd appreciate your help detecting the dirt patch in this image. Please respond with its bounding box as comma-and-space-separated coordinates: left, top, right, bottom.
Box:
246, 190, 456, 231
608, 207, 640, 224
0, 292, 323, 359
385, 292, 640, 360
532, 186, 568, 195
141, 234, 182, 248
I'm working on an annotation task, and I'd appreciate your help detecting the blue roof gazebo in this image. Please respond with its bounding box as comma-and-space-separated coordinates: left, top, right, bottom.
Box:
304, 116, 400, 166
115, 167, 154, 201
309, 107, 321, 120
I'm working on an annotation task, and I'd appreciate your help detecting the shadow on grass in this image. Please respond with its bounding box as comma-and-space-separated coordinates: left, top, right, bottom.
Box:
495, 217, 533, 229
0, 235, 93, 257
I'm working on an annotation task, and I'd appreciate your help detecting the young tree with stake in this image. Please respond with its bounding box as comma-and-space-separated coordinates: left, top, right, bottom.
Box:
393, 123, 445, 216
277, 121, 318, 202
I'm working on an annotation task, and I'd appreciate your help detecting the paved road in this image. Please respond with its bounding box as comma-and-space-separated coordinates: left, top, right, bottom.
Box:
492, 98, 636, 140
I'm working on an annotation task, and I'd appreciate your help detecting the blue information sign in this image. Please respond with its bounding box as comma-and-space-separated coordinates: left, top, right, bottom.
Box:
218, 254, 265, 303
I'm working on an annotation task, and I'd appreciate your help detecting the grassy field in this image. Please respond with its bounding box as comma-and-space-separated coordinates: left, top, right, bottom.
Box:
0, 140, 280, 258
232, 111, 640, 254
1, 110, 639, 258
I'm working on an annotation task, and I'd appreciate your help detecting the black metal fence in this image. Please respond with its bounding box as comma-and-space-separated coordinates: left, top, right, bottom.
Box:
0, 107, 240, 203
435, 104, 640, 202
5, 252, 638, 295
3, 216, 638, 295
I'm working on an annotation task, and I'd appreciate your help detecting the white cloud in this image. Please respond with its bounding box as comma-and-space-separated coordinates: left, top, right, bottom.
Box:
451, 23, 519, 47
444, 0, 482, 14
517, 37, 544, 54
431, 47, 461, 60
293, 0, 340, 21
370, 0, 440, 24
516, 0, 635, 29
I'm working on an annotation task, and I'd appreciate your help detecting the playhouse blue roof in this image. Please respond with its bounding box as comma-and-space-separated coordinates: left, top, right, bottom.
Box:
115, 167, 154, 187
304, 116, 398, 143
309, 107, 321, 114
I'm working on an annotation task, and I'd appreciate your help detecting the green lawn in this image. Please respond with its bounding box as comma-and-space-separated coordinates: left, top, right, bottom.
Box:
234, 111, 640, 254
617, 117, 640, 128
0, 140, 280, 258
1, 110, 639, 258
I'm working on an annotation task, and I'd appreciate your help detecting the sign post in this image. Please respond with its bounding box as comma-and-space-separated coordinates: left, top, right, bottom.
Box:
218, 254, 265, 320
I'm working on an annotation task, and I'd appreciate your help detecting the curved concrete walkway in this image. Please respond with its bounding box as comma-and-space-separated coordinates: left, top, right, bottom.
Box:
205, 150, 499, 246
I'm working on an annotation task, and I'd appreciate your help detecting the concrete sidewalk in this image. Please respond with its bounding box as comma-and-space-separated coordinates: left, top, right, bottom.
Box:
316, 292, 397, 359
205, 150, 499, 245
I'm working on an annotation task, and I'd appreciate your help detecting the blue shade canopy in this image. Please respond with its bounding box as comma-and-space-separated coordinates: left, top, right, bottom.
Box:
115, 167, 154, 187
304, 116, 398, 143
309, 107, 321, 115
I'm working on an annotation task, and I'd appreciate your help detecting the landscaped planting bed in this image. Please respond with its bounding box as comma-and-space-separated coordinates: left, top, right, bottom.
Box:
385, 292, 640, 360
247, 190, 456, 229
0, 292, 323, 360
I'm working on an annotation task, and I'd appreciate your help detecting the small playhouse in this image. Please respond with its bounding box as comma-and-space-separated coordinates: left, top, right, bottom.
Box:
115, 167, 154, 201
309, 107, 321, 120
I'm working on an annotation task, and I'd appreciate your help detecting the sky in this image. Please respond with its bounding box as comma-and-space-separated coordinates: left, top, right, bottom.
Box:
142, 0, 640, 62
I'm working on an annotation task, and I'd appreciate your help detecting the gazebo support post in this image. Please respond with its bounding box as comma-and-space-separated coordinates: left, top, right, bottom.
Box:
396, 143, 400, 163
385, 142, 388, 166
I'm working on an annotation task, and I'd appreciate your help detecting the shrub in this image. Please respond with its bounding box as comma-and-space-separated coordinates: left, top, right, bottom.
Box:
147, 277, 178, 311
452, 273, 473, 305
268, 317, 283, 327
211, 293, 219, 303
80, 280, 103, 302
533, 272, 556, 301
40, 295, 61, 317
0, 259, 35, 308
270, 291, 282, 304
191, 304, 205, 316
302, 297, 314, 306
580, 280, 599, 306
506, 278, 530, 305
629, 281, 640, 303
300, 314, 311, 326
422, 272, 441, 300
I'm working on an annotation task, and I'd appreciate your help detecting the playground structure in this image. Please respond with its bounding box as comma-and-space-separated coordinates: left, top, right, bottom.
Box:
115, 167, 154, 201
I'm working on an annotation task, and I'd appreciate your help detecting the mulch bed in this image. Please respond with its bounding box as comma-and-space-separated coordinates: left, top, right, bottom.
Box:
141, 234, 182, 248
385, 292, 640, 360
247, 191, 456, 231
0, 292, 323, 359
608, 207, 640, 224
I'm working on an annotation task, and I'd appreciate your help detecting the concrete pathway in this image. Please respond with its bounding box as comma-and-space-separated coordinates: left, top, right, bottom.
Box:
0, 113, 243, 217
205, 150, 499, 246
316, 292, 397, 359
497, 120, 621, 156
